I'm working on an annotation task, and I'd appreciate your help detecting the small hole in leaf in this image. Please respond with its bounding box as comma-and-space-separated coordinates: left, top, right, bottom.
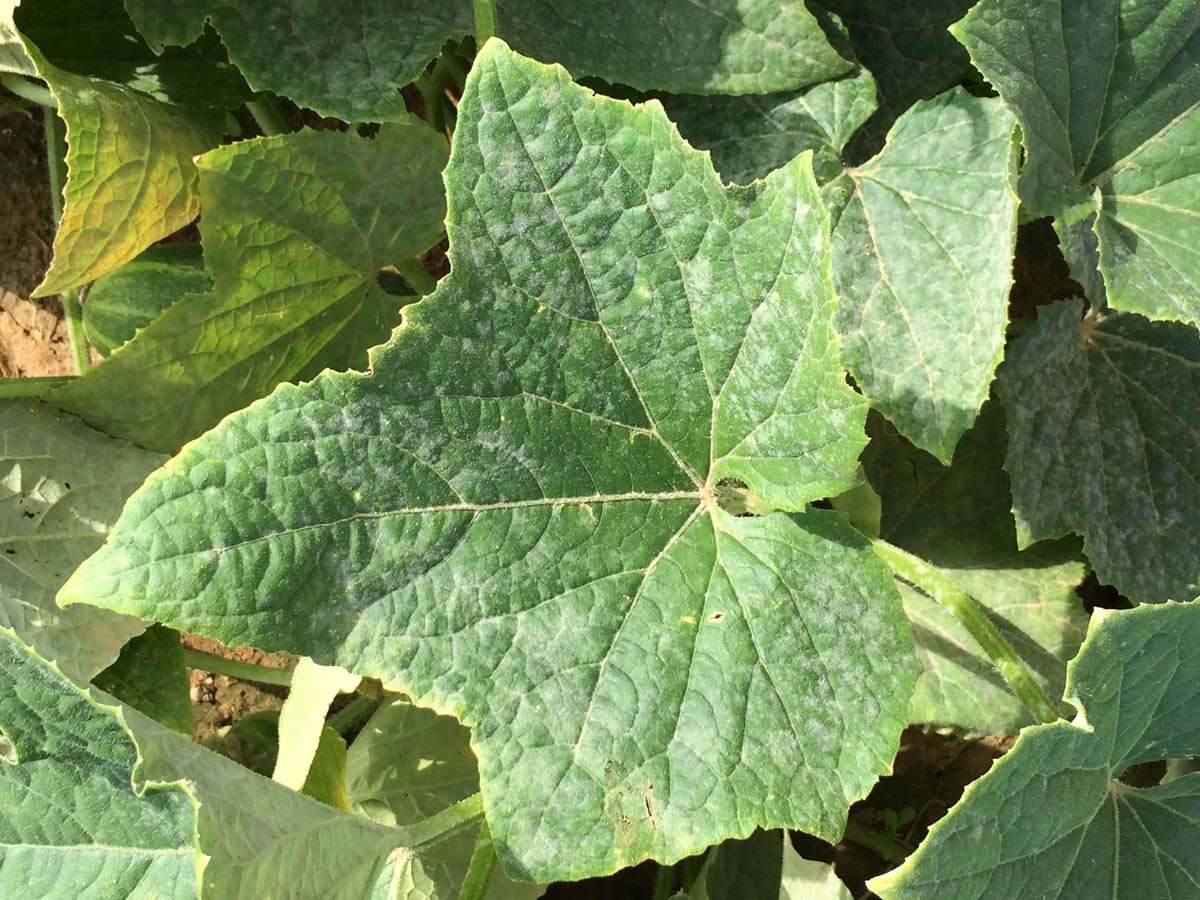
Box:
377, 268, 415, 297
4, 548, 14, 555
708, 612, 724, 623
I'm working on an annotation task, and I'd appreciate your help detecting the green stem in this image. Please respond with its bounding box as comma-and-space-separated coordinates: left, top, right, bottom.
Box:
456, 820, 497, 900
245, 95, 290, 136
871, 539, 1060, 725
61, 288, 90, 373
182, 647, 295, 686
651, 863, 677, 900
404, 793, 485, 849
326, 695, 379, 733
394, 258, 438, 295
843, 822, 914, 862
0, 375, 75, 398
416, 60, 450, 133
1, 72, 53, 107
473, 0, 498, 46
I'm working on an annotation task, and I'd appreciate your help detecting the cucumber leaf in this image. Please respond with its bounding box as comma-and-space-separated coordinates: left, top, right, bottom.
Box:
83, 244, 211, 356
348, 696, 544, 899
11, 0, 247, 295
0, 627, 198, 899
996, 299, 1200, 604
669, 79, 1018, 461
62, 40, 916, 882
94, 623, 193, 736
0, 0, 32, 74
0, 400, 163, 683
682, 829, 851, 900
50, 122, 448, 453
864, 405, 1087, 734
122, 0, 851, 121
952, 0, 1200, 326
872, 601, 1200, 900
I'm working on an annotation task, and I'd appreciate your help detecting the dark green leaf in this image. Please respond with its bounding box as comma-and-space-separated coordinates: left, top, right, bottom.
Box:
62, 41, 915, 882
996, 299, 1200, 604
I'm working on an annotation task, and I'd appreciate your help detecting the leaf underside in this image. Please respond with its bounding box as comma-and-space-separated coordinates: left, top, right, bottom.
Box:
872, 601, 1200, 900
62, 40, 916, 882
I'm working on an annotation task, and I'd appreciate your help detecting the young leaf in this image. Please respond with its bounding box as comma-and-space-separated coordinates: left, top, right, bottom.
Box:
11, 0, 247, 295
996, 299, 1200, 604
816, 0, 976, 162
952, 0, 1200, 325
94, 623, 193, 736
0, 400, 164, 683
0, 627, 198, 900
871, 601, 1200, 900
864, 405, 1087, 734
62, 40, 916, 882
122, 0, 851, 122
82, 244, 211, 357
830, 88, 1018, 461
348, 696, 544, 900
668, 80, 1019, 461
50, 123, 448, 452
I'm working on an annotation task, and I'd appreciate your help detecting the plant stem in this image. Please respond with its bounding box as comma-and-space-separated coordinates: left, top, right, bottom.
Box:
181, 647, 295, 686
871, 539, 1060, 725
245, 94, 290, 136
843, 822, 914, 861
404, 793, 485, 849
326, 694, 379, 733
456, 820, 497, 900
393, 258, 438, 295
0, 375, 75, 398
473, 0, 498, 46
1, 72, 53, 107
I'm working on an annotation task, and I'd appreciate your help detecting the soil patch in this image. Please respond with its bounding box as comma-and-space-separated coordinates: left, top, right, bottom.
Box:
183, 633, 295, 743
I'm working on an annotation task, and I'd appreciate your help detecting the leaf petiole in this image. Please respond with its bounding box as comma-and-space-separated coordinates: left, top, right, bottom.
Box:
1, 72, 53, 107
403, 792, 485, 849
871, 539, 1061, 725
473, 0, 498, 46
181, 647, 295, 686
456, 819, 498, 900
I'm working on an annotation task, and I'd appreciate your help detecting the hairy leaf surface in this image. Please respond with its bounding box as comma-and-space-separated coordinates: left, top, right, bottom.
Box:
0, 401, 162, 682
864, 405, 1087, 734
349, 697, 544, 900
872, 601, 1200, 900
997, 299, 1200, 604
51, 124, 447, 452
953, 0, 1200, 325
123, 0, 850, 121
63, 40, 915, 882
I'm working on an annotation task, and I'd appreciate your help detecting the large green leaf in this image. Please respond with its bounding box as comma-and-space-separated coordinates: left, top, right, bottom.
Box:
0, 627, 198, 899
122, 0, 850, 121
864, 405, 1087, 734
0, 400, 163, 683
661, 69, 877, 187
952, 0, 1200, 325
83, 244, 211, 357
62, 40, 916, 882
348, 696, 544, 900
11, 0, 246, 295
872, 601, 1200, 900
831, 89, 1018, 461
996, 299, 1200, 604
667, 81, 1018, 461
817, 0, 976, 161
50, 122, 448, 452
